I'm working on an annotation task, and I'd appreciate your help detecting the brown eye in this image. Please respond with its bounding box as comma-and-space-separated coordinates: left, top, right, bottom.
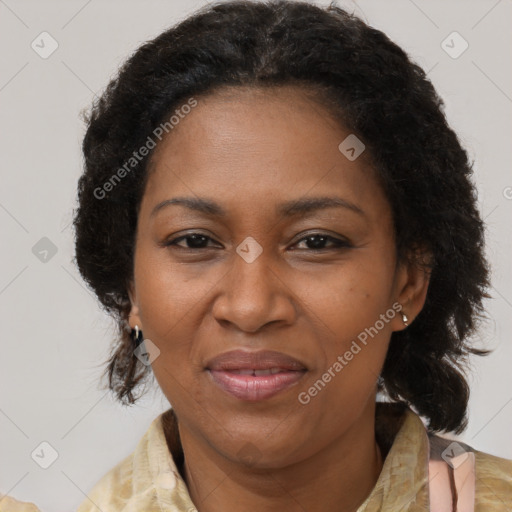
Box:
163, 232, 350, 251
294, 233, 350, 251
165, 233, 218, 249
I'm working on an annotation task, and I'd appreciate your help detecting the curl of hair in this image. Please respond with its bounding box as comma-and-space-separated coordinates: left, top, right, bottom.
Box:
73, 0, 491, 434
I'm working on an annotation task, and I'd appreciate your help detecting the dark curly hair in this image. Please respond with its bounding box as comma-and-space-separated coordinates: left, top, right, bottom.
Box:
72, 0, 492, 434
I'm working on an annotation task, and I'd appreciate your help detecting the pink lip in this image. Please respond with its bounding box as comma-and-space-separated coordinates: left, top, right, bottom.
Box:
205, 349, 307, 372
207, 369, 306, 401
205, 349, 308, 401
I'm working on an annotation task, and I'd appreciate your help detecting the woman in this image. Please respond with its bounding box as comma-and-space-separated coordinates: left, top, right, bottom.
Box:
8, 1, 510, 511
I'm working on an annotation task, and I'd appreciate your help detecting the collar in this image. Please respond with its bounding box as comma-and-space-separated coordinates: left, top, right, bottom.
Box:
114, 402, 431, 511
357, 402, 430, 511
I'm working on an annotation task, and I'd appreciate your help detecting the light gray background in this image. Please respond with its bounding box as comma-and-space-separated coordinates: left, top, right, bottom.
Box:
1, 0, 511, 510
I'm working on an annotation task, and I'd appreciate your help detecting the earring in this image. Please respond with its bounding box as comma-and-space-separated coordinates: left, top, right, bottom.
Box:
401, 312, 409, 327
132, 325, 144, 347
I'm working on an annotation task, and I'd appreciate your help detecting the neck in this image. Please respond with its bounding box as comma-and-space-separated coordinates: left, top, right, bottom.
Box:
176, 400, 384, 512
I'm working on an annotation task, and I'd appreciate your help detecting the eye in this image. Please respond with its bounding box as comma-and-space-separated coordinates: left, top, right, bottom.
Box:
164, 233, 219, 250
293, 233, 350, 251
164, 232, 350, 251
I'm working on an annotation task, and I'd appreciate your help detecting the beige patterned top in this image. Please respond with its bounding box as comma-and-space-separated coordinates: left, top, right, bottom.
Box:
2, 402, 511, 511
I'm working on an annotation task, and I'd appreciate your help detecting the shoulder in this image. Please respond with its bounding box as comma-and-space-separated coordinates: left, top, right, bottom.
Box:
76, 451, 135, 512
0, 495, 42, 512
76, 411, 174, 512
475, 448, 512, 476
473, 447, 512, 504
427, 431, 512, 508
428, 433, 512, 479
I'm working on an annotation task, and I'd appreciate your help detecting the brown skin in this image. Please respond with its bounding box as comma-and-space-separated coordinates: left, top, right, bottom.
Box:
128, 86, 431, 512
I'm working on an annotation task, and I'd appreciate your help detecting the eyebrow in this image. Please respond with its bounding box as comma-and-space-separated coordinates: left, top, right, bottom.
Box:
150, 196, 365, 218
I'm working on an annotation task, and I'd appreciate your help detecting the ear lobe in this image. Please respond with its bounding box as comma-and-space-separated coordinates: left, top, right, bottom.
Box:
127, 280, 142, 329
393, 248, 433, 330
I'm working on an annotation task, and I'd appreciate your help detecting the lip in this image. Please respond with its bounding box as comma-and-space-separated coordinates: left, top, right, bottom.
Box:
205, 350, 308, 401
206, 349, 307, 371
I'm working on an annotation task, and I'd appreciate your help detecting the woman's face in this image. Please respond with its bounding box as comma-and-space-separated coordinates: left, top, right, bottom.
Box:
128, 86, 424, 468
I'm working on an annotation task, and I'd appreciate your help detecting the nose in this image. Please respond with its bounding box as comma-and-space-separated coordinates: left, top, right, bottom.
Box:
211, 246, 297, 333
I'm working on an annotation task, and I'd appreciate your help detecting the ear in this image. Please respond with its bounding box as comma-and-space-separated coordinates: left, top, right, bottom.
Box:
391, 247, 432, 332
127, 280, 143, 330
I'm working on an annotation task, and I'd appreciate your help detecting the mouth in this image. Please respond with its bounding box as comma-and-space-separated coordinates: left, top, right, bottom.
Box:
205, 350, 308, 401
207, 368, 307, 401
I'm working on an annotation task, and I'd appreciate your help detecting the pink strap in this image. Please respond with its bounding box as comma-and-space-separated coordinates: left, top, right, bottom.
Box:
428, 436, 475, 511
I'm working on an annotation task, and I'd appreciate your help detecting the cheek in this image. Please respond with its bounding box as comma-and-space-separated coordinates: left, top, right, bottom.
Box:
300, 257, 395, 393
132, 253, 205, 388
304, 254, 396, 331
299, 306, 391, 427
134, 243, 214, 330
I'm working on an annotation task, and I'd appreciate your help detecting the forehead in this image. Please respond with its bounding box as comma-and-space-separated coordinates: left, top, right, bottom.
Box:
148, 85, 355, 172
140, 85, 388, 221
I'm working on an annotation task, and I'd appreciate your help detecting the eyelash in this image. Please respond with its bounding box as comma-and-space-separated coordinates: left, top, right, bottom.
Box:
163, 232, 351, 251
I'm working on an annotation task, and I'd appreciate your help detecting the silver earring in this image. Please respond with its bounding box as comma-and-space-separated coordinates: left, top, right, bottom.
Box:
132, 325, 143, 347
401, 313, 409, 327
